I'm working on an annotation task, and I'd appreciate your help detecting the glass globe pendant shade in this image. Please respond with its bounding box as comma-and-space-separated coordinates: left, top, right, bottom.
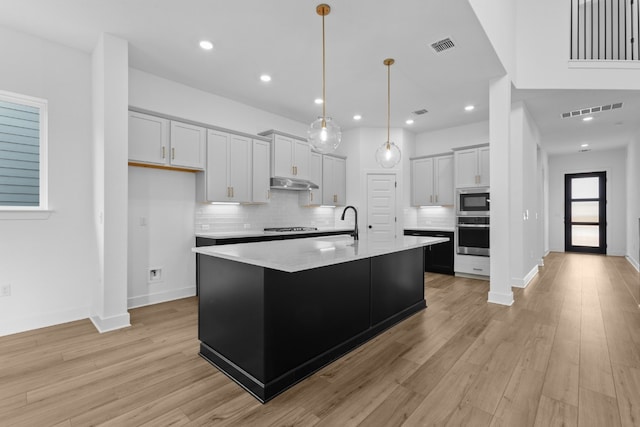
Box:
308, 116, 341, 153
375, 141, 401, 168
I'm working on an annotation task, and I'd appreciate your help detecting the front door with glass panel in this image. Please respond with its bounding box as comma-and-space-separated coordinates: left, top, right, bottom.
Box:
564, 172, 606, 254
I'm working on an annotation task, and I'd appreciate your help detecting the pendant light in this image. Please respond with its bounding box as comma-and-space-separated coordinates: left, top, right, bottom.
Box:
375, 58, 401, 168
308, 4, 341, 153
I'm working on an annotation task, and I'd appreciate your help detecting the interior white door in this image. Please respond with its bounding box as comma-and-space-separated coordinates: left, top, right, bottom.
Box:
367, 174, 397, 238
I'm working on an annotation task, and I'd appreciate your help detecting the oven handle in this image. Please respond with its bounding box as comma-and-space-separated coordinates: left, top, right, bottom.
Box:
457, 224, 490, 228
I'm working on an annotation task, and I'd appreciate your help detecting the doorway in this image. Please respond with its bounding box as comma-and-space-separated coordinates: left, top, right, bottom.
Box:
564, 171, 606, 254
366, 173, 397, 239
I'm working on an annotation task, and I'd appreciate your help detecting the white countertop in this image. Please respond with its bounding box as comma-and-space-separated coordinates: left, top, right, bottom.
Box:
193, 235, 449, 273
405, 226, 455, 232
196, 227, 353, 239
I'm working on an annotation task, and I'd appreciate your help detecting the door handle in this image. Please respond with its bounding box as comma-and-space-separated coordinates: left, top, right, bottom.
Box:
368, 225, 372, 229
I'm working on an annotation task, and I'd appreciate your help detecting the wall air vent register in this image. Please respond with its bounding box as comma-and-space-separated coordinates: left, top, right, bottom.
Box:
561, 102, 623, 119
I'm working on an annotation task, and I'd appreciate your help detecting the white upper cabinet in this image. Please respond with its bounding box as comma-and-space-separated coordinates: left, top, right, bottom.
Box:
252, 139, 271, 204
411, 154, 453, 206
169, 121, 206, 169
197, 130, 251, 203
322, 155, 346, 206
454, 145, 489, 188
128, 111, 205, 171
299, 152, 322, 206
270, 133, 311, 180
128, 111, 169, 165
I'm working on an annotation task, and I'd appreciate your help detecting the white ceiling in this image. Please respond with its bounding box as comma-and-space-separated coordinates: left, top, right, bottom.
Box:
0, 0, 637, 154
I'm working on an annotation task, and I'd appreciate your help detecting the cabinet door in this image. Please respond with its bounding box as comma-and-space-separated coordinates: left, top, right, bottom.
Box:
128, 111, 169, 165
478, 146, 490, 186
322, 155, 335, 205
435, 155, 453, 205
169, 121, 206, 169
454, 149, 478, 188
228, 135, 251, 202
300, 152, 322, 206
272, 135, 294, 178
252, 140, 271, 204
206, 130, 230, 201
334, 157, 346, 206
293, 140, 311, 180
411, 158, 433, 206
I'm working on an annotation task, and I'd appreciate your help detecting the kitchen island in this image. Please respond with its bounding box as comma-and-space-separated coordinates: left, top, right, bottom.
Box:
193, 234, 448, 402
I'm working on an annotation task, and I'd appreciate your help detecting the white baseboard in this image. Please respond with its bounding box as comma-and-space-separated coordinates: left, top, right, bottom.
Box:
626, 255, 640, 272
488, 290, 514, 306
538, 258, 544, 267
90, 312, 131, 333
127, 286, 196, 310
454, 272, 489, 281
0, 306, 90, 337
512, 265, 539, 289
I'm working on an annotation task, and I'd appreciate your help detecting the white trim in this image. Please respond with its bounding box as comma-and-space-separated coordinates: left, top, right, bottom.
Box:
568, 60, 640, 69
0, 210, 53, 220
512, 265, 539, 289
0, 89, 49, 212
455, 272, 489, 281
626, 255, 640, 272
487, 290, 514, 306
127, 287, 196, 309
90, 312, 131, 333
0, 306, 89, 337
538, 258, 544, 267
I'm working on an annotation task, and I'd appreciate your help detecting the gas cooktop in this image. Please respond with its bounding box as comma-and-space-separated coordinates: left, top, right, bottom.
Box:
264, 227, 318, 233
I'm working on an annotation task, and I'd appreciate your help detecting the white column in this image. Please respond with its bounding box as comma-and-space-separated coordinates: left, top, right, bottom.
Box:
91, 33, 130, 332
488, 75, 514, 306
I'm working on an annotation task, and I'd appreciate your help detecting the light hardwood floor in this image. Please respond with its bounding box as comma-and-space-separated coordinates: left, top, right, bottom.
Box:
2, 252, 640, 426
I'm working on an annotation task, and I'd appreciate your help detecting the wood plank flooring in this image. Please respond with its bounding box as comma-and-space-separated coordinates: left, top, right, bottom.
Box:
1, 252, 640, 426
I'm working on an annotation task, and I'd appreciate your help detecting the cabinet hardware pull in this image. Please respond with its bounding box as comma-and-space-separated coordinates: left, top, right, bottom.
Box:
473, 268, 482, 271
162, 146, 166, 159
310, 192, 313, 201
227, 187, 230, 197
295, 166, 298, 175
231, 187, 234, 198
267, 190, 270, 199
334, 194, 337, 203
171, 147, 175, 160
435, 194, 438, 203
430, 195, 432, 203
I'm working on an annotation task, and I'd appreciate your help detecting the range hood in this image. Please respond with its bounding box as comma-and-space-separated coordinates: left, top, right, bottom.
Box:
270, 177, 319, 191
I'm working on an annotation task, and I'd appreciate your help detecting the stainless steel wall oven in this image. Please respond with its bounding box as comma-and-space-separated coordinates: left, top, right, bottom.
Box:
456, 216, 490, 256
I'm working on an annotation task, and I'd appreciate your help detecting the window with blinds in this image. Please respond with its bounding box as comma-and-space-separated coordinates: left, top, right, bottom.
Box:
0, 91, 47, 209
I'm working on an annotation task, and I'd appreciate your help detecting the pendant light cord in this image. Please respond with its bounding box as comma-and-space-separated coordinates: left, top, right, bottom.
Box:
387, 61, 391, 148
321, 12, 326, 128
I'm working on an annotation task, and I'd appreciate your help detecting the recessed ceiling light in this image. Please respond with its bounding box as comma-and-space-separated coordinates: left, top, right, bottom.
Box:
406, 119, 414, 125
260, 74, 271, 82
583, 116, 593, 121
353, 114, 362, 120
314, 98, 324, 104
465, 105, 475, 111
581, 143, 589, 147
199, 40, 214, 50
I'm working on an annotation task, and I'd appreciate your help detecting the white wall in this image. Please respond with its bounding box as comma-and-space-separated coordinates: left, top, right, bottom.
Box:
415, 121, 489, 156
128, 167, 196, 308
627, 134, 640, 270
548, 148, 627, 255
510, 102, 542, 287
0, 26, 98, 336
468, 0, 516, 77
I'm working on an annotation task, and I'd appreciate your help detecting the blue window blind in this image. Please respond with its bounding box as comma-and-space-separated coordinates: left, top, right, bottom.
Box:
0, 99, 40, 207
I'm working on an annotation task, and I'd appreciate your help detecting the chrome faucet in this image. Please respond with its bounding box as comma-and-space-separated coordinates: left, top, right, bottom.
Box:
340, 205, 358, 240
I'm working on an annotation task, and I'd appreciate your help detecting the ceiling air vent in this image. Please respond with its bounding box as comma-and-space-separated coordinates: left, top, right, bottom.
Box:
560, 102, 623, 118
430, 37, 455, 53
412, 109, 429, 115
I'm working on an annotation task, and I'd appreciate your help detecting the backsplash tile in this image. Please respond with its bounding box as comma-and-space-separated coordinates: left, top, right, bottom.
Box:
196, 189, 337, 232
405, 206, 455, 228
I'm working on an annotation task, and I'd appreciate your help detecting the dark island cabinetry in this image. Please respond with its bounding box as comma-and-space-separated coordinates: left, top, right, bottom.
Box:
404, 229, 454, 275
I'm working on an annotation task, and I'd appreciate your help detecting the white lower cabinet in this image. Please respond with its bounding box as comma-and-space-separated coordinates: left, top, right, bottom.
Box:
455, 254, 490, 277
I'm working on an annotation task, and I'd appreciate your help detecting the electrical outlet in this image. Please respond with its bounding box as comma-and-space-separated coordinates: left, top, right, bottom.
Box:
148, 268, 163, 284
0, 284, 11, 297
201, 224, 210, 231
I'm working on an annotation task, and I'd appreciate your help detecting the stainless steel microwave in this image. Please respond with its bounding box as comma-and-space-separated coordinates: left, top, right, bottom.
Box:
457, 188, 490, 215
